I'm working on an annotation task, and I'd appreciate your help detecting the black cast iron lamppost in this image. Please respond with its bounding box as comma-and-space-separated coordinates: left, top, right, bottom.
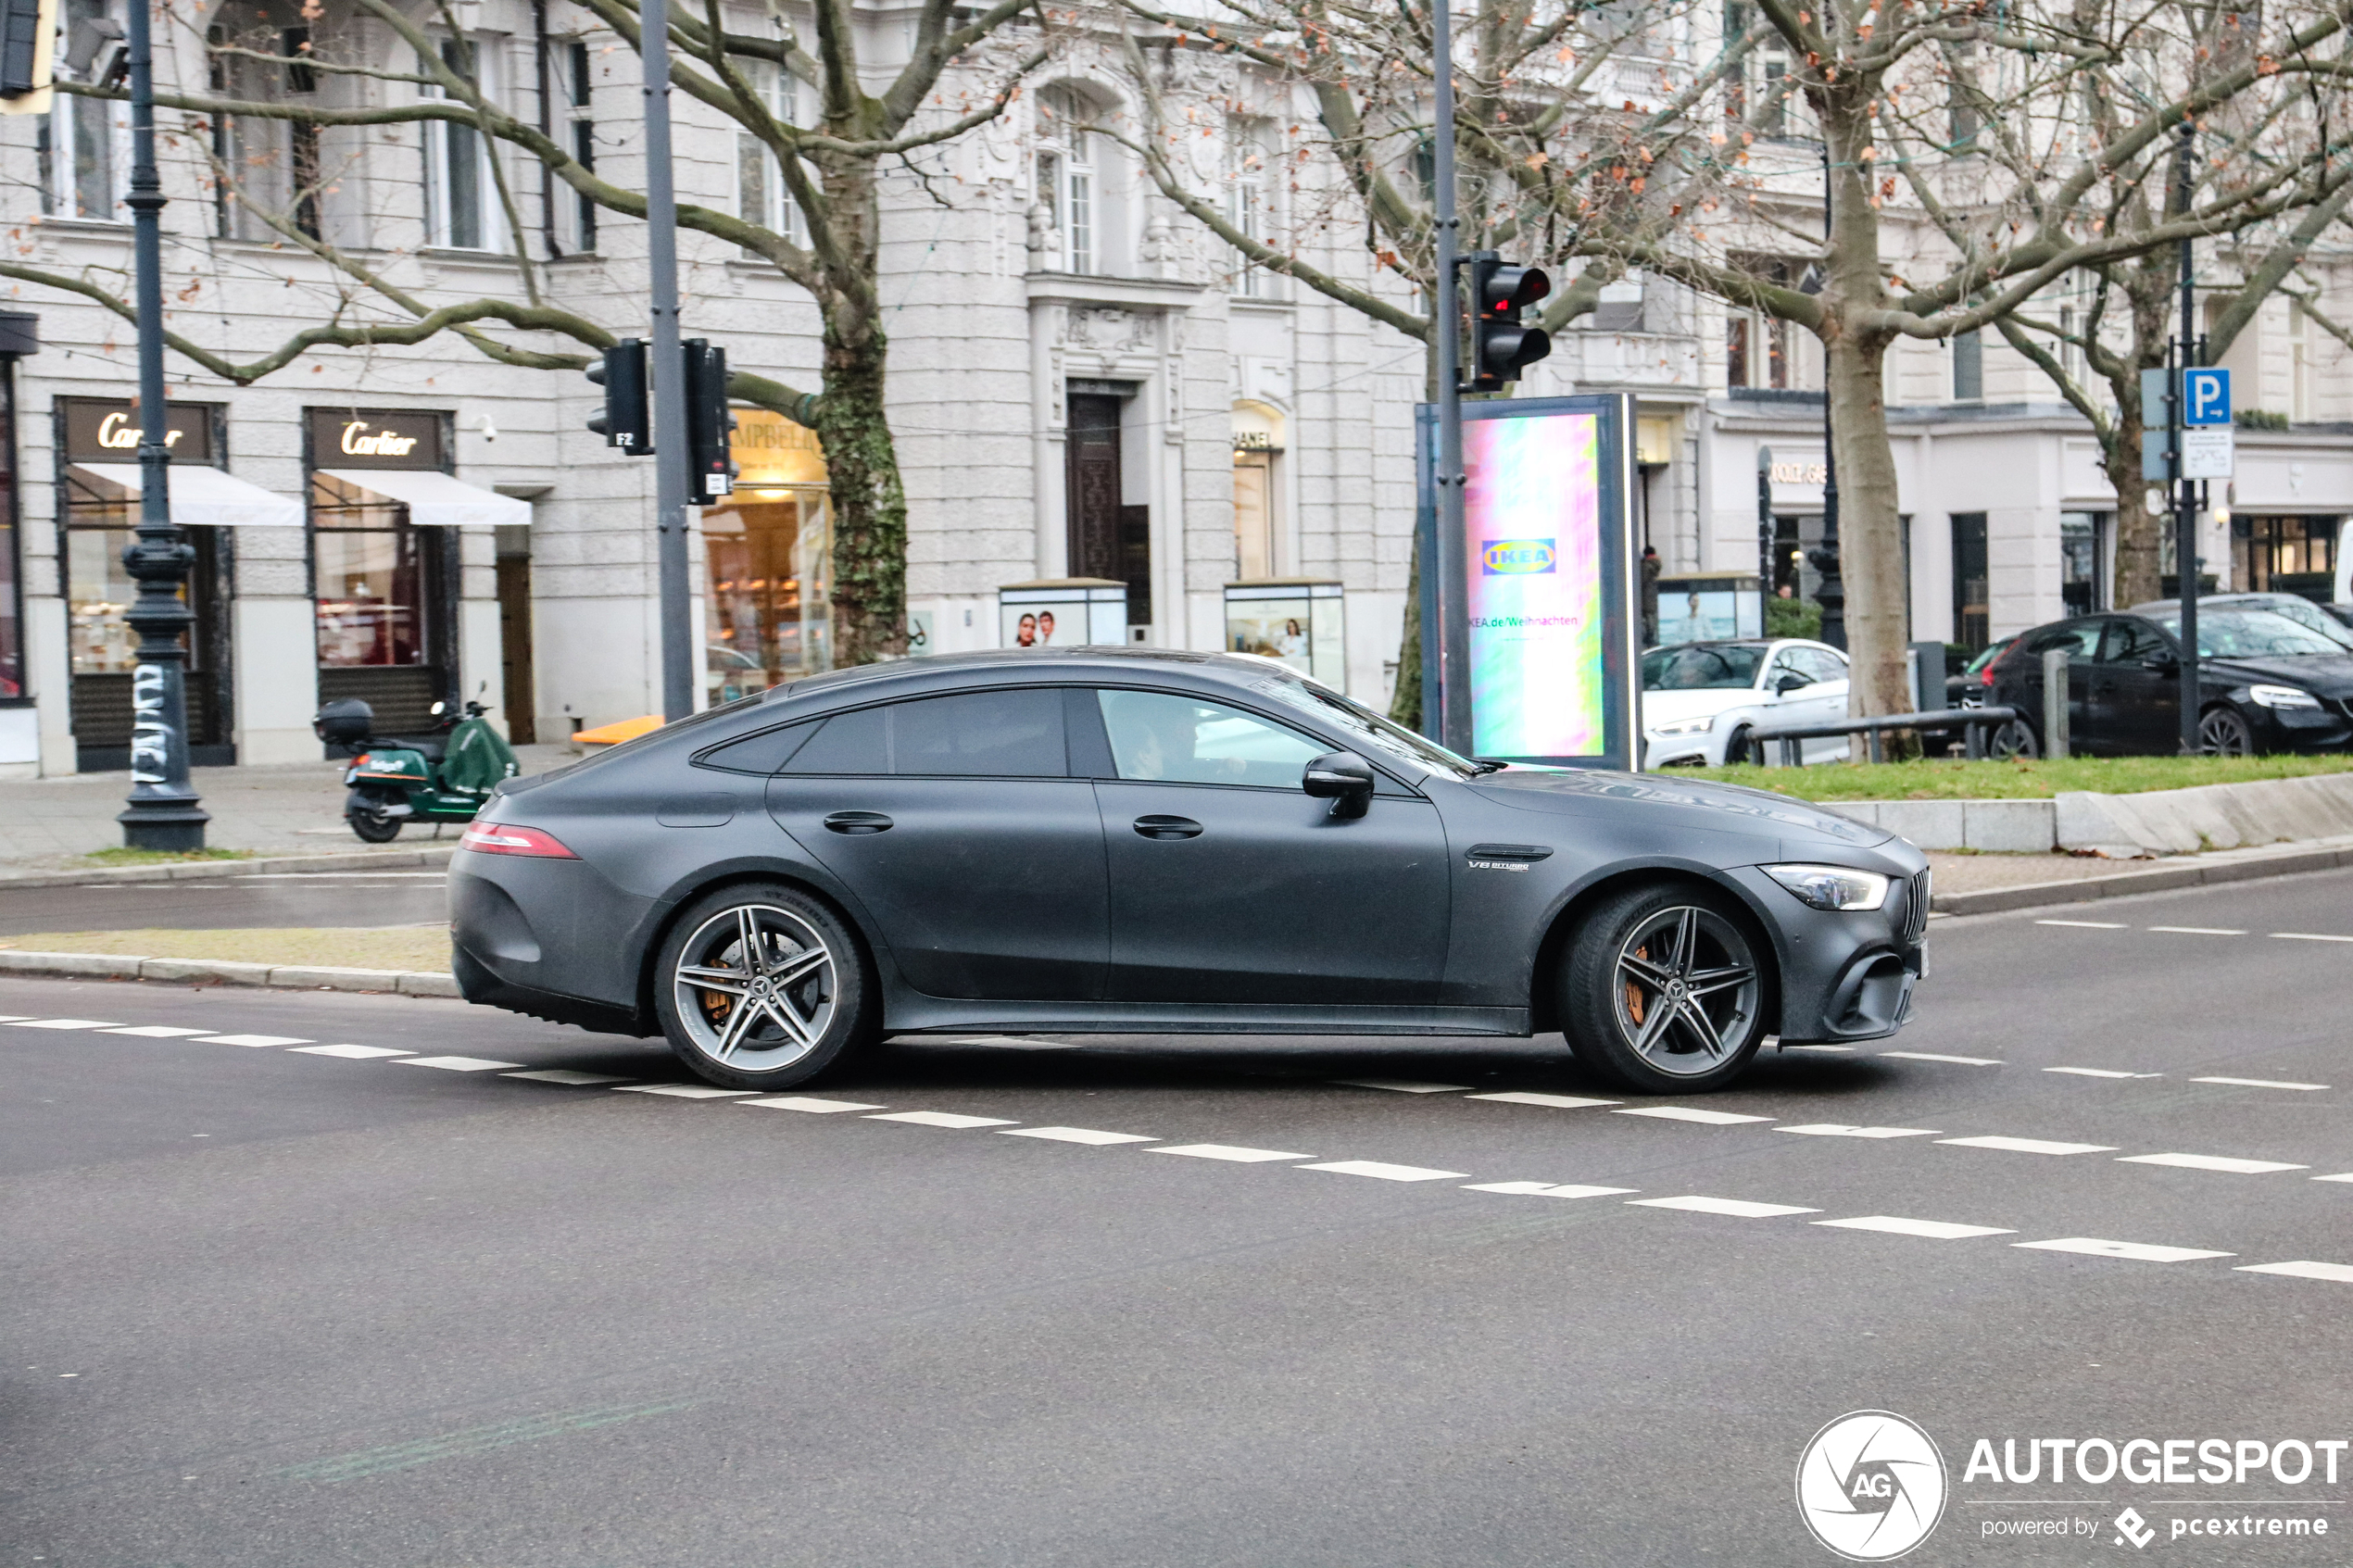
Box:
117, 0, 208, 849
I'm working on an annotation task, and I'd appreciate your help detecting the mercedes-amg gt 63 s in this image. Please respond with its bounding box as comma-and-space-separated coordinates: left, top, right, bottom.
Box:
451, 649, 1929, 1095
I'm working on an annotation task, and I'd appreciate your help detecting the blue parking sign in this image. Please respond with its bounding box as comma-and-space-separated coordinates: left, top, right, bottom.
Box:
2183, 367, 2232, 426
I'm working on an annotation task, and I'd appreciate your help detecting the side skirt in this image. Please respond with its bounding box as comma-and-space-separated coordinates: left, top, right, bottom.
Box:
883, 998, 1532, 1038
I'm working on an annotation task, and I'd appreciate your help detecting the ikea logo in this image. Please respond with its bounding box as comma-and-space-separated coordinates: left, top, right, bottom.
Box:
1481, 539, 1556, 574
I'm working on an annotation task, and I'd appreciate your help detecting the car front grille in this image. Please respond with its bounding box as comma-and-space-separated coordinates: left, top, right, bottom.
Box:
1903, 868, 1931, 945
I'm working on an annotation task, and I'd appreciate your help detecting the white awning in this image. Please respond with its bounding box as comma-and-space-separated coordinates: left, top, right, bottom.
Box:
316, 468, 533, 528
71, 463, 304, 529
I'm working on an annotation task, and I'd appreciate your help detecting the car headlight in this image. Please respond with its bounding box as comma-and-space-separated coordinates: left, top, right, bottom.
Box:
1651, 714, 1717, 736
1762, 863, 1892, 911
2247, 684, 2322, 709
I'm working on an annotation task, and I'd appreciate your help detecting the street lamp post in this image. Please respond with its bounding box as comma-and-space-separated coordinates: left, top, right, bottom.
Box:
2172, 119, 2202, 755
1808, 146, 1845, 652
1756, 445, 1774, 632
1430, 0, 1468, 754
116, 0, 208, 850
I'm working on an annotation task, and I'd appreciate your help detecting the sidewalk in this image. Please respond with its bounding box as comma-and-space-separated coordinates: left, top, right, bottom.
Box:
0, 745, 577, 871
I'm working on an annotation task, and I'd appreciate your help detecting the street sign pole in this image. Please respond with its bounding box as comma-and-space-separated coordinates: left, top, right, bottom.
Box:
2172, 120, 2200, 754
640, 0, 695, 721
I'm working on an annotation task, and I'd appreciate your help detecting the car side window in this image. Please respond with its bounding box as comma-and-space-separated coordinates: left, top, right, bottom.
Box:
1793, 648, 1846, 684
2029, 622, 2102, 661
698, 720, 821, 774
2100, 618, 2170, 665
780, 689, 1067, 777
1765, 654, 1812, 689
1098, 690, 1326, 787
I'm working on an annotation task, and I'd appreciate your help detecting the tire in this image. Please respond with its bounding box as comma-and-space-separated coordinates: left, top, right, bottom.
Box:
653, 882, 876, 1090
1722, 725, 1755, 767
2198, 705, 2255, 757
1989, 718, 2039, 759
1559, 883, 1771, 1094
348, 809, 403, 844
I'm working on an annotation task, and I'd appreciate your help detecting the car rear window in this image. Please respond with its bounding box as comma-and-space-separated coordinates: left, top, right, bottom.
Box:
1642, 645, 1766, 690
779, 689, 1067, 777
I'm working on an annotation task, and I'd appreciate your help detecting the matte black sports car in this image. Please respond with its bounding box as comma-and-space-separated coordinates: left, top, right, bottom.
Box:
451, 649, 1930, 1094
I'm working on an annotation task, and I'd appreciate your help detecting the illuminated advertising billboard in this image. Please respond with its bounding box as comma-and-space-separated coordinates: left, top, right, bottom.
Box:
1418, 395, 1639, 768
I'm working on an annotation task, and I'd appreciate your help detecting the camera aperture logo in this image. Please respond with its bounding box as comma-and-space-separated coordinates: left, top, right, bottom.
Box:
1480, 538, 1556, 574
1797, 1411, 1949, 1561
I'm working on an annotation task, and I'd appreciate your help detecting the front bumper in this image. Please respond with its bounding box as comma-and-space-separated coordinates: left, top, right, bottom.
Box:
1723, 863, 1928, 1043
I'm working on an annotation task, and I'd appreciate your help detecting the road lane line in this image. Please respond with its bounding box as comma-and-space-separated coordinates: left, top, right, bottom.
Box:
396, 1056, 527, 1073
2237, 1261, 2353, 1283
195, 1034, 314, 1047
98, 1025, 214, 1037
1814, 1216, 2015, 1240
2190, 1076, 2329, 1091
863, 1110, 1019, 1128
2271, 932, 2353, 943
292, 1045, 414, 1060
504, 1070, 634, 1085
1329, 1079, 1473, 1094
1776, 1124, 1944, 1138
1881, 1051, 2003, 1066
611, 1085, 757, 1098
738, 1096, 887, 1112
1628, 1196, 1819, 1218
2315, 1173, 2353, 1184
3, 1019, 125, 1030
1147, 1144, 1313, 1162
2034, 920, 2128, 929
2013, 1237, 2233, 1263
2045, 1067, 2160, 1079
1464, 1182, 1639, 1198
1614, 1106, 1773, 1126
2147, 926, 2246, 935
998, 1126, 1160, 1146
1465, 1092, 1619, 1109
2118, 1153, 2309, 1174
1300, 1160, 1470, 1182
1938, 1135, 2118, 1156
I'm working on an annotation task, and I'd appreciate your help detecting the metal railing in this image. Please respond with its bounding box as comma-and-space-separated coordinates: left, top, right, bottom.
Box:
1738, 706, 2023, 767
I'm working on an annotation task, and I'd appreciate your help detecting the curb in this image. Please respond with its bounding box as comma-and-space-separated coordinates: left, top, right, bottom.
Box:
0, 949, 460, 997
0, 845, 457, 890
1931, 841, 2353, 917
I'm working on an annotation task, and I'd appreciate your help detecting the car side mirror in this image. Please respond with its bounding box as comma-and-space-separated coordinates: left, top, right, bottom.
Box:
1302, 750, 1375, 819
1773, 672, 1810, 695
2141, 656, 2179, 674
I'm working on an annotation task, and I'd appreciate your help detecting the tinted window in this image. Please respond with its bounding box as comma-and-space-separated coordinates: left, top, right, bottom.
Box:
2098, 619, 2171, 665
698, 721, 820, 774
780, 690, 1065, 777
1642, 644, 1767, 690
2148, 608, 2345, 659
890, 688, 1065, 776
1245, 674, 1477, 779
1099, 690, 1324, 787
2027, 622, 2101, 659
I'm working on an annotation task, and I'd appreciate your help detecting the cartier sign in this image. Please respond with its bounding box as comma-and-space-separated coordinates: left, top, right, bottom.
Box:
304, 408, 444, 470
61, 397, 217, 465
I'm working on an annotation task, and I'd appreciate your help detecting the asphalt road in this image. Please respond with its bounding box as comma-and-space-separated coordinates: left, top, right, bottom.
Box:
6, 869, 2353, 1566
0, 870, 450, 938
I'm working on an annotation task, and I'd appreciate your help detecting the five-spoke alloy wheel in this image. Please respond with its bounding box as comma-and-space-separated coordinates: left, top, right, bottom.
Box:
1562, 883, 1770, 1093
653, 883, 874, 1089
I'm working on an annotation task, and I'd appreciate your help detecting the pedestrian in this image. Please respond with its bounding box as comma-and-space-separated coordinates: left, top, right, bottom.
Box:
1641, 545, 1661, 646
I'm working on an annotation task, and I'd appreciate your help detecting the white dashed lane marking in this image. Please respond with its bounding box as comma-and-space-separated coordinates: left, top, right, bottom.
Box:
865, 1110, 1020, 1128
2191, 1075, 2329, 1091
1880, 1051, 2004, 1066
2315, 1173, 2353, 1185
1938, 1135, 2119, 1156
1300, 1160, 1470, 1183
2239, 1261, 2353, 1283
1815, 1216, 2016, 1240
1330, 1078, 1473, 1094
1614, 1106, 1772, 1126
2046, 1067, 2160, 1079
1629, 1196, 1821, 1219
1466, 1091, 1619, 1109
998, 1126, 1160, 1146
2014, 1237, 2235, 1264
2147, 926, 2246, 936
292, 1045, 413, 1060
503, 1070, 633, 1085
396, 1056, 527, 1073
194, 1034, 313, 1048
1147, 1144, 1314, 1163
2035, 920, 2128, 930
2273, 932, 2353, 943
613, 1085, 755, 1099
1466, 1182, 1639, 1198
738, 1096, 885, 1112
1777, 1124, 1943, 1139
4, 1019, 124, 1030
99, 1025, 214, 1037
2119, 1153, 2309, 1174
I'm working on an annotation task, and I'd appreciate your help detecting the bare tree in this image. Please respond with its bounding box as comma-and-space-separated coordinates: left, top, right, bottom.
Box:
9, 0, 1047, 665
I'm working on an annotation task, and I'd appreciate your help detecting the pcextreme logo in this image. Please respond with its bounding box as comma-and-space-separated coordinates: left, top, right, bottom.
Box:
1797, 1411, 1950, 1562
1480, 538, 1556, 574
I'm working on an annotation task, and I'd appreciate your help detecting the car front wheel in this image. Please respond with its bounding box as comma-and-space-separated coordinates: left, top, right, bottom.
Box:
654, 883, 876, 1090
1561, 884, 1770, 1094
2198, 705, 2255, 757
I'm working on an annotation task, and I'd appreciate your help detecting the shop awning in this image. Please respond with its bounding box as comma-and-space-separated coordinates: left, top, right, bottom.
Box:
316, 468, 532, 528
71, 463, 304, 528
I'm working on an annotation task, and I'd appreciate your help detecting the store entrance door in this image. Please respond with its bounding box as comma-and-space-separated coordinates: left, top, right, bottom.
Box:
1066, 392, 1151, 632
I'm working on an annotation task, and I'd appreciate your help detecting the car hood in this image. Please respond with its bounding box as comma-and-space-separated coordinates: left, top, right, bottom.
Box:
1467, 767, 1892, 848
2204, 653, 2353, 696
1640, 688, 1758, 729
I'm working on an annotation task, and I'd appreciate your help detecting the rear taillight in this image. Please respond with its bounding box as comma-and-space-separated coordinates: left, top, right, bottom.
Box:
1976, 665, 1996, 687
459, 823, 578, 859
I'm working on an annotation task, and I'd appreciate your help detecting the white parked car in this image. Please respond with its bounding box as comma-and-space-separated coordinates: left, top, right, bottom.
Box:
1641, 639, 1852, 768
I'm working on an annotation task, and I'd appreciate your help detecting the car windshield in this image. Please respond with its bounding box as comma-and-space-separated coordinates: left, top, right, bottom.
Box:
2247, 598, 2353, 648
1642, 644, 1767, 690
2148, 608, 2348, 659
1247, 675, 1481, 779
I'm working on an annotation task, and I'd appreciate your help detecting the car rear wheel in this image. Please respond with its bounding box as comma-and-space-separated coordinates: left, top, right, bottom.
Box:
1988, 718, 2039, 759
654, 883, 875, 1090
2198, 705, 2255, 757
1561, 884, 1770, 1094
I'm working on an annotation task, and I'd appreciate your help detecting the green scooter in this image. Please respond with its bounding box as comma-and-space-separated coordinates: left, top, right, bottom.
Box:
313, 696, 520, 844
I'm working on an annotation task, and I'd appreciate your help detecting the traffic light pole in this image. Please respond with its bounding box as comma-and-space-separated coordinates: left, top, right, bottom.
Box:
2172, 119, 2201, 755
1430, 0, 1469, 756
640, 0, 695, 721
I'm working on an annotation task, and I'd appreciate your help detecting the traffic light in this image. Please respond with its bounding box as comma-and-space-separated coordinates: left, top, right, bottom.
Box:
1465, 252, 1553, 392
682, 338, 736, 504
585, 339, 651, 454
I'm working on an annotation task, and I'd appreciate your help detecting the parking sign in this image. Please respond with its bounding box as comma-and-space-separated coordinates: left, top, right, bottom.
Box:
2183, 367, 2232, 426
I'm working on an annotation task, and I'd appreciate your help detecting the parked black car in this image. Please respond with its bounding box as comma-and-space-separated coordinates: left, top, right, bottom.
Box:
1985, 607, 2353, 756
2129, 593, 2353, 651
451, 649, 1931, 1095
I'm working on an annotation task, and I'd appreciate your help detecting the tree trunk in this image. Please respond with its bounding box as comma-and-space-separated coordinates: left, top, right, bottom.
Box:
1824, 324, 1913, 721
815, 322, 910, 666
2107, 415, 2163, 610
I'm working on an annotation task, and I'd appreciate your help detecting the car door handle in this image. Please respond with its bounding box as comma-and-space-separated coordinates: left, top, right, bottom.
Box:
823, 811, 894, 835
1132, 815, 1203, 840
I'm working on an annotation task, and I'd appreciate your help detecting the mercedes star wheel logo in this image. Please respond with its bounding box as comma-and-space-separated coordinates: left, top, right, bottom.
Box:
1795, 1411, 1948, 1562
